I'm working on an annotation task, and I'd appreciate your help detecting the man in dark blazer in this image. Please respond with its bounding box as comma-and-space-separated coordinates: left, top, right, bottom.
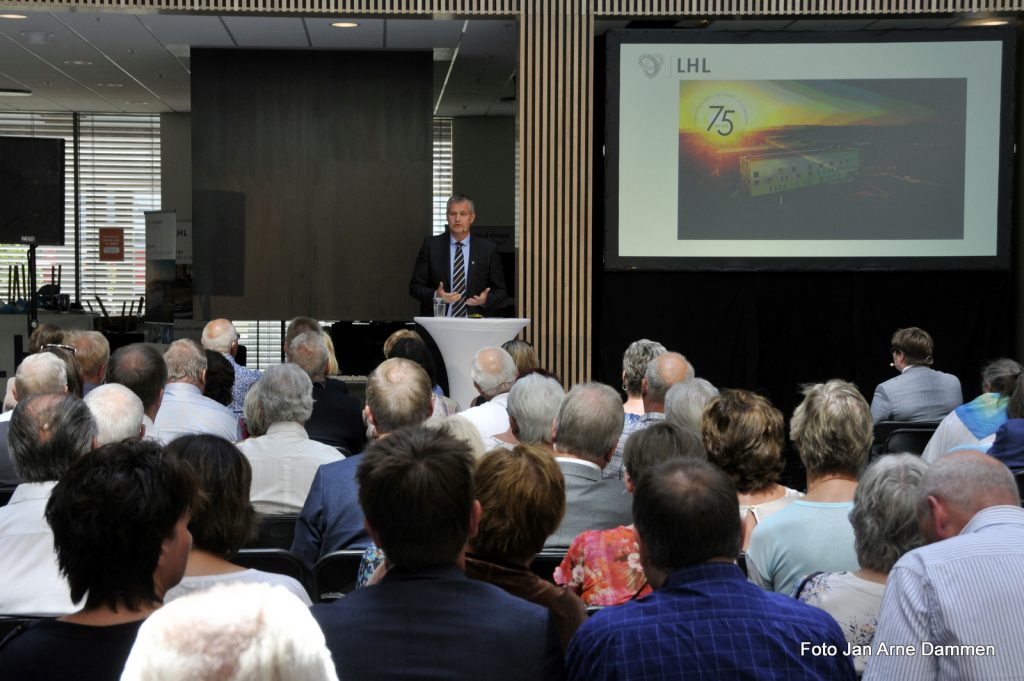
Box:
409, 194, 508, 317
546, 382, 632, 548
291, 357, 434, 574
311, 425, 563, 681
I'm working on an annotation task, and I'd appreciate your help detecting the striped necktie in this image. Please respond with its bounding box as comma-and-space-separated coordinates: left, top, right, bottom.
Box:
451, 241, 467, 318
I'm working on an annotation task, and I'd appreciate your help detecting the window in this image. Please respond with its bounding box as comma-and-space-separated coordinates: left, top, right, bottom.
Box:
432, 117, 453, 235
0, 112, 159, 310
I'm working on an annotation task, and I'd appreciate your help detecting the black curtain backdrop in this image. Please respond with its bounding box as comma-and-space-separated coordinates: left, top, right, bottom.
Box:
593, 269, 1013, 488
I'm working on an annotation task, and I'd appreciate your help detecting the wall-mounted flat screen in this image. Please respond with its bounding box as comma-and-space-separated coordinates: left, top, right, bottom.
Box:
605, 29, 1014, 270
0, 137, 66, 247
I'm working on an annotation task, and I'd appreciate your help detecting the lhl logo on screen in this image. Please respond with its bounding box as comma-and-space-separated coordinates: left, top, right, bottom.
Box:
637, 54, 664, 79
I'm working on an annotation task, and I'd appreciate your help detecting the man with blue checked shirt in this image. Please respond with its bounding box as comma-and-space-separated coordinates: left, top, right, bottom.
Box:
566, 459, 855, 681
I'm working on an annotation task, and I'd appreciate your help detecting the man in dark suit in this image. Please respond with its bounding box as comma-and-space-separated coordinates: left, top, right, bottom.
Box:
546, 382, 632, 548
409, 194, 508, 317
291, 357, 434, 574
311, 424, 563, 681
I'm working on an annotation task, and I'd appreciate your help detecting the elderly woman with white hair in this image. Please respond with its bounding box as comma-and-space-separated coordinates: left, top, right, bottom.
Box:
796, 454, 927, 674
235, 363, 343, 514
483, 372, 566, 451
747, 379, 873, 596
122, 583, 337, 681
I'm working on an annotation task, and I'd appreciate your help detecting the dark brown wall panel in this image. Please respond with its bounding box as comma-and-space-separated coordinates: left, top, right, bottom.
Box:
191, 48, 431, 321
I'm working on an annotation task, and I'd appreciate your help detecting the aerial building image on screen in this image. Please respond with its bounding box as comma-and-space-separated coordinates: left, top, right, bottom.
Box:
676, 79, 967, 241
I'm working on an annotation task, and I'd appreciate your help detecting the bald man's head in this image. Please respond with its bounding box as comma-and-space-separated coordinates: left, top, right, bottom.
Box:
917, 451, 1020, 543
201, 319, 238, 354
642, 352, 694, 411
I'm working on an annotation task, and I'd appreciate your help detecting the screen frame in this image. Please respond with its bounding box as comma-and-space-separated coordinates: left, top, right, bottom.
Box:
603, 27, 1016, 272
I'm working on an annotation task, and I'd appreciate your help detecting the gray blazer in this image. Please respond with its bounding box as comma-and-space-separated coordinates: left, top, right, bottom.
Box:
870, 365, 963, 424
545, 458, 632, 548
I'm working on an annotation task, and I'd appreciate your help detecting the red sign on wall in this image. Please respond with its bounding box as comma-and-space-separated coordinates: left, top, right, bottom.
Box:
99, 228, 124, 262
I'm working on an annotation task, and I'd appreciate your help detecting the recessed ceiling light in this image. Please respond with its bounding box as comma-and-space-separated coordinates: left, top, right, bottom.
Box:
97, 82, 124, 88
331, 21, 359, 28
0, 88, 32, 97
126, 100, 147, 105
0, 14, 27, 19
20, 31, 51, 45
64, 59, 93, 66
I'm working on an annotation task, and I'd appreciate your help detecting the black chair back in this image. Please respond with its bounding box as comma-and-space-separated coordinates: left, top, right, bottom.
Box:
872, 420, 941, 458
529, 549, 566, 583
233, 548, 310, 598
0, 486, 16, 507
0, 615, 46, 643
314, 550, 366, 603
245, 514, 299, 550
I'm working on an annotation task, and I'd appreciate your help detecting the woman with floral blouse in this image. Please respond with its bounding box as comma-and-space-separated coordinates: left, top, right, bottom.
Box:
554, 422, 706, 605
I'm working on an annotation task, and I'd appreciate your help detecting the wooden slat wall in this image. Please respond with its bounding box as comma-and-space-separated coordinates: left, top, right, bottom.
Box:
519, 0, 593, 387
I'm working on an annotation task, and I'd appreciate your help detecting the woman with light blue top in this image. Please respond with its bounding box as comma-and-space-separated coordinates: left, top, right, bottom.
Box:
796, 454, 927, 675
747, 379, 873, 596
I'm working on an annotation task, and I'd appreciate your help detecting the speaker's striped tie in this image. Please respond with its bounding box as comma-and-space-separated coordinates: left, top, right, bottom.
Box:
451, 242, 467, 317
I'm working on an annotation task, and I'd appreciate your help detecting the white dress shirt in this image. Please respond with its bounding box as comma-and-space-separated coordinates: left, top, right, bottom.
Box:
236, 421, 344, 515
457, 392, 510, 440
142, 413, 166, 445
154, 382, 240, 442
0, 482, 80, 615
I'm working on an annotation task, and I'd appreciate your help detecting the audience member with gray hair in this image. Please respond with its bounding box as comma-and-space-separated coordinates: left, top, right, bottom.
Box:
155, 339, 239, 442
106, 342, 168, 445
922, 357, 1024, 462
201, 318, 262, 418
865, 451, 1024, 680
242, 383, 267, 438
555, 421, 706, 605
546, 382, 631, 548
747, 379, 872, 595
604, 351, 694, 481
236, 364, 344, 514
84, 383, 145, 446
63, 330, 109, 395
484, 373, 566, 451
458, 346, 519, 439
0, 393, 96, 615
0, 352, 70, 486
620, 338, 666, 418
288, 330, 365, 454
12, 352, 68, 403
123, 583, 337, 681
426, 415, 486, 460
665, 377, 719, 431
797, 454, 927, 674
